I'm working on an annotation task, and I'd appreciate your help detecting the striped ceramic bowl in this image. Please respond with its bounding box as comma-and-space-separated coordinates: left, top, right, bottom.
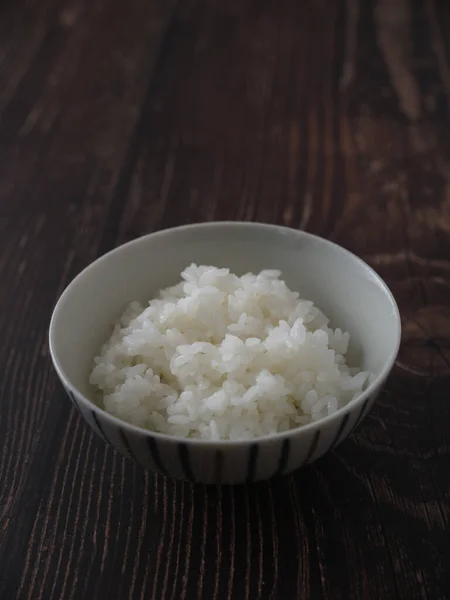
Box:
49, 222, 401, 484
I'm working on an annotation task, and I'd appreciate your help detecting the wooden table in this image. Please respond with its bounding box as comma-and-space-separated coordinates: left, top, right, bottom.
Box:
1, 0, 450, 598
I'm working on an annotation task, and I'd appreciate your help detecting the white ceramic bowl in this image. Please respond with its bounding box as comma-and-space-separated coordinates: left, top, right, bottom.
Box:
49, 222, 401, 484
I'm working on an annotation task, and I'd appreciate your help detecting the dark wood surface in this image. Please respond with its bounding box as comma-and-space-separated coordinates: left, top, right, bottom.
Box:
1, 0, 450, 598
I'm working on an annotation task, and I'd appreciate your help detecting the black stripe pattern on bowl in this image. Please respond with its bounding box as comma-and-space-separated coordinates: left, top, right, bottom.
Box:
301, 429, 321, 466
66, 390, 83, 417
214, 450, 224, 484
246, 443, 259, 483
178, 443, 195, 481
91, 410, 109, 444
330, 413, 351, 450
272, 439, 290, 478
147, 437, 168, 476
119, 429, 136, 461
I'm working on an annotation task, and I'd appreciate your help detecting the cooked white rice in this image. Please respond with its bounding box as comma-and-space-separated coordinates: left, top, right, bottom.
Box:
90, 265, 369, 440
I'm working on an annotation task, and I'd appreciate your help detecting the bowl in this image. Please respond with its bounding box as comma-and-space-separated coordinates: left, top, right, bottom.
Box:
49, 222, 401, 484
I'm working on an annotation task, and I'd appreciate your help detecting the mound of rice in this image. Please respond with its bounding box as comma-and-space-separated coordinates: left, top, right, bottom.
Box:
90, 265, 369, 440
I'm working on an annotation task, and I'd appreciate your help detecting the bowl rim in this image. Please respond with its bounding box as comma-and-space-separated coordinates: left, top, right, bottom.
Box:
49, 221, 402, 446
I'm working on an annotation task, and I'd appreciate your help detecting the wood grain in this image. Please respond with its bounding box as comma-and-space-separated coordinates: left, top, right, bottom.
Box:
1, 0, 450, 598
